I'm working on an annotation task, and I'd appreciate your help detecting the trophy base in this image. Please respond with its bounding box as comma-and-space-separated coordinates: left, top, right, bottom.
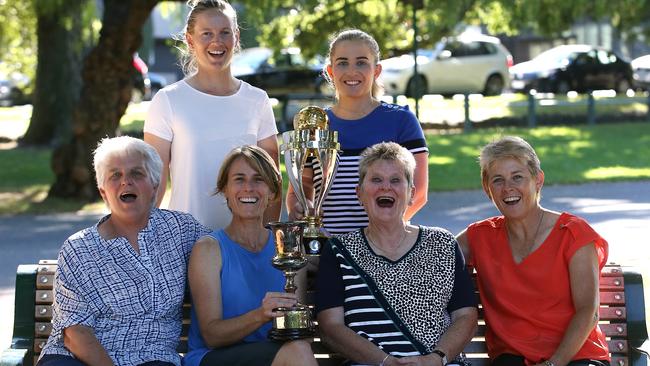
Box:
303, 235, 329, 255
269, 305, 315, 341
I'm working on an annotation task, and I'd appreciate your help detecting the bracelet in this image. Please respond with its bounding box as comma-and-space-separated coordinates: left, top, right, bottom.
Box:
379, 353, 390, 366
544, 360, 556, 366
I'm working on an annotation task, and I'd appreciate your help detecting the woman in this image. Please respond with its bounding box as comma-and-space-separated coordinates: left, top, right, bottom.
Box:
456, 136, 610, 366
144, 0, 280, 230
287, 29, 429, 235
316, 142, 477, 366
184, 145, 317, 366
37, 136, 209, 366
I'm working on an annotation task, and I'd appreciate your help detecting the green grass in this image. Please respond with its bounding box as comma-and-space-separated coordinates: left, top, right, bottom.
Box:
425, 123, 650, 191
1, 100, 650, 215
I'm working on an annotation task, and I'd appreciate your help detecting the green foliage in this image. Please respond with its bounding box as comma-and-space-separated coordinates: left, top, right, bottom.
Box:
0, 0, 37, 82
232, 0, 650, 59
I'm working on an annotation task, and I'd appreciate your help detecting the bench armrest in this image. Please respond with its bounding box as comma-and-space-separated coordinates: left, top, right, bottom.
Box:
0, 347, 28, 366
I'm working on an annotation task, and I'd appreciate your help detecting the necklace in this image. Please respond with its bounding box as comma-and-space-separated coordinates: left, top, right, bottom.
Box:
366, 227, 408, 257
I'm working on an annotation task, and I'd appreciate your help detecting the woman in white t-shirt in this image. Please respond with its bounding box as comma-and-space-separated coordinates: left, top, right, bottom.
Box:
144, 0, 280, 230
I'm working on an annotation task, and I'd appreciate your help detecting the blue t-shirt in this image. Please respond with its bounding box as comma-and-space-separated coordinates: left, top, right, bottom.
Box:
183, 229, 284, 366
310, 102, 428, 235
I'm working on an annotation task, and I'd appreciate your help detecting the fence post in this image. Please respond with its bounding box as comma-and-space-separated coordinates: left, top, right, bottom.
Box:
587, 91, 596, 125
647, 92, 650, 121
527, 90, 537, 128
463, 93, 471, 132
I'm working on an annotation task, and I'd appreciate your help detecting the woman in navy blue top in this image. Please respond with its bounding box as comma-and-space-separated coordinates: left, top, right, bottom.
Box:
184, 146, 316, 366
286, 29, 429, 235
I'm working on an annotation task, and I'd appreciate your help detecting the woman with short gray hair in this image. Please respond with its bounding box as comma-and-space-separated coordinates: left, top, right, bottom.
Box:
37, 136, 209, 366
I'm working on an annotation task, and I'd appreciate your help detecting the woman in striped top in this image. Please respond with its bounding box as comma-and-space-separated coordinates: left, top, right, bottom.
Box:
286, 29, 429, 236
316, 142, 478, 366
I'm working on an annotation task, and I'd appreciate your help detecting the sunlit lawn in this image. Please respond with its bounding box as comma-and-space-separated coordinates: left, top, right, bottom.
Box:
1, 97, 650, 214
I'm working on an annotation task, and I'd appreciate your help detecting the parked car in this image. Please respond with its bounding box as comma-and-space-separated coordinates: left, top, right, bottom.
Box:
0, 71, 29, 107
379, 34, 513, 98
231, 47, 330, 97
132, 53, 152, 102
146, 72, 168, 100
631, 55, 650, 91
510, 44, 633, 94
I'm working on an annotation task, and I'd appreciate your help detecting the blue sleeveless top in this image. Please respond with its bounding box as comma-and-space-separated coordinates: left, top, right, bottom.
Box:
182, 229, 285, 366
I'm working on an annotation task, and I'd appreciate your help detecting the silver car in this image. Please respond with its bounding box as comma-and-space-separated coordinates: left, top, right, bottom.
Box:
632, 54, 650, 91
379, 34, 512, 97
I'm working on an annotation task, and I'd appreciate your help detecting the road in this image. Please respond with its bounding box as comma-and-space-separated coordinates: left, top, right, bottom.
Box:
1, 180, 649, 349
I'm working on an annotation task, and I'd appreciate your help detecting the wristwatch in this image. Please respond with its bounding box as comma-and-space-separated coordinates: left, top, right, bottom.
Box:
432, 349, 448, 365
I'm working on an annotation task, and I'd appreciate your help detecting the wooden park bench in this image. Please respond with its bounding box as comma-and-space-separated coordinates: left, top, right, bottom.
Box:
1, 261, 648, 366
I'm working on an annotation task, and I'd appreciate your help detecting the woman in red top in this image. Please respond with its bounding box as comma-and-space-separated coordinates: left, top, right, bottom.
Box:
456, 136, 610, 366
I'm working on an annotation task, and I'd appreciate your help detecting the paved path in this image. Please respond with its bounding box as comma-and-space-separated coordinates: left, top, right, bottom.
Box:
1, 180, 649, 349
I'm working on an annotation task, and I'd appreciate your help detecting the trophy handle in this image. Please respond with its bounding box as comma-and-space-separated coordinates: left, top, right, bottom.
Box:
313, 148, 339, 217
283, 147, 311, 216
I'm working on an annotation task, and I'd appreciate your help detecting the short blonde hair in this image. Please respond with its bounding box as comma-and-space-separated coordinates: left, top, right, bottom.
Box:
359, 142, 416, 188
479, 136, 541, 187
215, 145, 281, 202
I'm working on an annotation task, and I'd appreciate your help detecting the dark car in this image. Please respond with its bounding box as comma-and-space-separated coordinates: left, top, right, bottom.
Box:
0, 65, 30, 107
232, 47, 330, 97
510, 44, 633, 94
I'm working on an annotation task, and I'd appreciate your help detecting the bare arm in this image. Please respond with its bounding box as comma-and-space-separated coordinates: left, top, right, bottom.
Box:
189, 236, 298, 348
405, 152, 429, 220
543, 243, 601, 366
455, 229, 472, 265
317, 307, 392, 365
63, 325, 114, 366
258, 135, 281, 223
144, 133, 171, 207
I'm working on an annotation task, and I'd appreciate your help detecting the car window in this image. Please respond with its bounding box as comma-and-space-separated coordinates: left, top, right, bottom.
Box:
595, 50, 616, 65
575, 52, 595, 65
445, 41, 466, 57
464, 41, 493, 56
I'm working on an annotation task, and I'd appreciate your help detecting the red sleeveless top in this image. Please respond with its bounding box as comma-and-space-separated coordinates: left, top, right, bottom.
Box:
466, 212, 610, 362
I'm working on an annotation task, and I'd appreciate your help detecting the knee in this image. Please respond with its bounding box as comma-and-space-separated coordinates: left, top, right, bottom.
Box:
280, 340, 313, 357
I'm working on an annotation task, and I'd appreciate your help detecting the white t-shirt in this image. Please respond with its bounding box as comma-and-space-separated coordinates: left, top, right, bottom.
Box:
144, 80, 278, 230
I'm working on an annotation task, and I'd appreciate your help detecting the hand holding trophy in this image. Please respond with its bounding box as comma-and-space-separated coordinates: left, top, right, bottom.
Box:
281, 106, 340, 255
265, 221, 314, 340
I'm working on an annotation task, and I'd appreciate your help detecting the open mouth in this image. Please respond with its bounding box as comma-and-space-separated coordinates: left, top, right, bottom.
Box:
208, 50, 226, 56
344, 80, 361, 86
238, 197, 259, 204
376, 196, 395, 207
119, 192, 137, 203
503, 196, 521, 205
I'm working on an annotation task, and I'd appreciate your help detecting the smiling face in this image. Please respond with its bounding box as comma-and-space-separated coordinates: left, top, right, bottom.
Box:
99, 153, 156, 224
357, 159, 414, 225
484, 157, 544, 220
186, 8, 239, 74
223, 157, 273, 220
327, 40, 382, 99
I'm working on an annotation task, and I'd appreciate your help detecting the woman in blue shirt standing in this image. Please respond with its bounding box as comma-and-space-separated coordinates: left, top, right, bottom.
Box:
286, 29, 429, 235
184, 145, 316, 366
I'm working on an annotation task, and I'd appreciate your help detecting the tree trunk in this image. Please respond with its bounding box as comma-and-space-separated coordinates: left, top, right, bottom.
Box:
49, 0, 159, 200
21, 0, 85, 146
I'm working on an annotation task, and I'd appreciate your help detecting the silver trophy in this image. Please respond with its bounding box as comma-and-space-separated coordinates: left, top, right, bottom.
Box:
281, 106, 340, 255
265, 221, 315, 340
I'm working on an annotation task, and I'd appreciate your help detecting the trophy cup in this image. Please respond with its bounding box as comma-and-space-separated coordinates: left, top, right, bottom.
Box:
281, 106, 340, 255
265, 221, 315, 340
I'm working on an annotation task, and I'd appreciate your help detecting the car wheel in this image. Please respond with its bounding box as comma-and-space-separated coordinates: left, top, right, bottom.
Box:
615, 78, 631, 94
555, 80, 571, 95
406, 75, 427, 99
483, 74, 504, 96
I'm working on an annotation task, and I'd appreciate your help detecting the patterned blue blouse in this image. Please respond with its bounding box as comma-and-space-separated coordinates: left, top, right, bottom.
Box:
39, 208, 209, 366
